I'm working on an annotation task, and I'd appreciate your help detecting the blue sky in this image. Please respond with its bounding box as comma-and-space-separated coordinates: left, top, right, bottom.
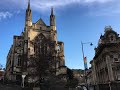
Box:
0, 0, 120, 69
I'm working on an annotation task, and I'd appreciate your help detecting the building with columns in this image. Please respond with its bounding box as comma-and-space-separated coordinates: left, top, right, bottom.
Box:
5, 0, 67, 85
90, 26, 120, 89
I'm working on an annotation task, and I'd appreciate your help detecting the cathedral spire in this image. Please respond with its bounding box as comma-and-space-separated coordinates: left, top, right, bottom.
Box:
25, 0, 32, 26
51, 7, 54, 15
50, 7, 56, 27
28, 0, 30, 10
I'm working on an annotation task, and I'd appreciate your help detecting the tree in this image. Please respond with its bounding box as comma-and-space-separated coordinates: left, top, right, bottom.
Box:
28, 55, 49, 87
33, 34, 50, 87
27, 33, 59, 89
66, 78, 79, 88
66, 68, 79, 88
67, 68, 74, 79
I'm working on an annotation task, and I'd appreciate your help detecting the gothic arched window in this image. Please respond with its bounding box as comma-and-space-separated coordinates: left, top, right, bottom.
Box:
34, 34, 47, 56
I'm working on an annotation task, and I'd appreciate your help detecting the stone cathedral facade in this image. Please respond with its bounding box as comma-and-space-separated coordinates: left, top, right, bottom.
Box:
5, 1, 67, 84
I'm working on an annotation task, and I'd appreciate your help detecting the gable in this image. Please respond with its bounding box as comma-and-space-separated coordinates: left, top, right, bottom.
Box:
35, 18, 46, 26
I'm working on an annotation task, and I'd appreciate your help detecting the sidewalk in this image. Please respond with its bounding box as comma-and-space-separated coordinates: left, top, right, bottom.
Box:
0, 83, 22, 90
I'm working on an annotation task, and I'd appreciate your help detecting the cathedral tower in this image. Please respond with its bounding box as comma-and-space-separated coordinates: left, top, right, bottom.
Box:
50, 8, 57, 42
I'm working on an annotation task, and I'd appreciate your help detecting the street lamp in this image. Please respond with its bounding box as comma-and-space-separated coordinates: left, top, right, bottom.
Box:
81, 42, 93, 90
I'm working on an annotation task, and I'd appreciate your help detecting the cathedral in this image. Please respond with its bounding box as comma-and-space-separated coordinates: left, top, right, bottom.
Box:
5, 0, 67, 85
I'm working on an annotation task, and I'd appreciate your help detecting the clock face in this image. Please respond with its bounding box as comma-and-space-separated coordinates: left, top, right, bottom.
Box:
17, 49, 23, 54
15, 48, 23, 54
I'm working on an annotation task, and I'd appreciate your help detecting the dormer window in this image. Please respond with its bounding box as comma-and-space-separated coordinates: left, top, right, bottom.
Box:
40, 27, 42, 30
109, 34, 116, 43
110, 35, 113, 41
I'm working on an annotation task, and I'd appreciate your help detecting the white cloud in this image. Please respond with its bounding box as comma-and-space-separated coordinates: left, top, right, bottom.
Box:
87, 0, 120, 16
0, 0, 119, 16
0, 12, 12, 20
84, 0, 113, 3
0, 0, 114, 10
0, 11, 22, 21
30, 0, 114, 10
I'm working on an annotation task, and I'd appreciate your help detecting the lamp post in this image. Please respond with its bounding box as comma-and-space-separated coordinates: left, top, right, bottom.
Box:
81, 42, 93, 90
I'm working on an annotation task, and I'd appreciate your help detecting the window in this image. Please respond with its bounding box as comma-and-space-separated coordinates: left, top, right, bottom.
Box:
57, 45, 61, 52
18, 57, 21, 66
109, 34, 116, 42
110, 55, 113, 58
34, 34, 47, 56
56, 60, 60, 68
117, 69, 120, 80
114, 58, 119, 62
40, 27, 42, 30
110, 36, 113, 41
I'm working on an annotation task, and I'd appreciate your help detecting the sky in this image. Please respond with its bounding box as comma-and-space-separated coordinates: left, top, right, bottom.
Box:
0, 0, 120, 69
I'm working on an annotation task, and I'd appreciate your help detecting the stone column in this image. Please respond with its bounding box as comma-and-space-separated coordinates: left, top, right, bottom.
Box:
92, 60, 97, 85
106, 55, 114, 81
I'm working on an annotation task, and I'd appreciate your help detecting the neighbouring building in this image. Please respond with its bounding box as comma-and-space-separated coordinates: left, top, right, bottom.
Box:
86, 68, 93, 86
90, 26, 120, 89
72, 69, 84, 85
0, 70, 4, 80
5, 0, 68, 86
